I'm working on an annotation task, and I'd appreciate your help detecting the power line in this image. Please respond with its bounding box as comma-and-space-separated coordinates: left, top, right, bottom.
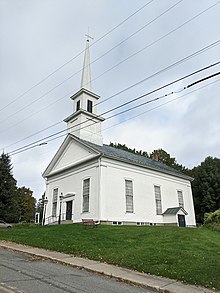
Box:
100, 62, 220, 117
1, 0, 218, 127
8, 63, 220, 156
101, 78, 220, 133
95, 39, 220, 106
10, 76, 220, 156
1, 44, 219, 151
1, 35, 219, 138
0, 0, 183, 126
11, 76, 220, 157
0, 1, 153, 114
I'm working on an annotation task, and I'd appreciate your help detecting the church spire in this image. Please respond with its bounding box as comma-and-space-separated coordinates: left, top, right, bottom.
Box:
81, 37, 92, 91
64, 35, 105, 146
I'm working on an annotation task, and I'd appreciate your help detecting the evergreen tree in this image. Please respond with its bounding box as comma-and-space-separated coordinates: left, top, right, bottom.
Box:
0, 153, 19, 222
191, 156, 220, 223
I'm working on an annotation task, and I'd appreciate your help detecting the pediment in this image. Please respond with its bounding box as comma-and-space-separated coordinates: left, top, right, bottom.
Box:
43, 135, 100, 177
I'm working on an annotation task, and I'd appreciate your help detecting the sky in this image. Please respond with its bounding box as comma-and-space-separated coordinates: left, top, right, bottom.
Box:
0, 0, 220, 200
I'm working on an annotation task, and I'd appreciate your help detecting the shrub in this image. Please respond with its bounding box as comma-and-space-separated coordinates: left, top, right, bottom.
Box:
204, 209, 220, 231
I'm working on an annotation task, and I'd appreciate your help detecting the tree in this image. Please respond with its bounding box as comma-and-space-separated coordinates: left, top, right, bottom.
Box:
0, 153, 19, 222
150, 149, 189, 174
109, 142, 149, 157
16, 187, 36, 222
191, 156, 220, 223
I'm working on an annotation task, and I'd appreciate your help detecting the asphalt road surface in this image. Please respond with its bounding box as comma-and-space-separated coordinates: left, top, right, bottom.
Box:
0, 248, 154, 293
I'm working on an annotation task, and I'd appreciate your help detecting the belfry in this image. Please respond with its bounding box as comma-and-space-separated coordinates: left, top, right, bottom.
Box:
64, 38, 104, 146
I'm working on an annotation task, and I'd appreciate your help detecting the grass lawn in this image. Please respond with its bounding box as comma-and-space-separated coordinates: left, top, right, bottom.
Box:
0, 224, 219, 290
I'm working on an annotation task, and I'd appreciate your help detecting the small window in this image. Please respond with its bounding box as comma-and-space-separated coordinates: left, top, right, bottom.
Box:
53, 188, 58, 202
87, 100, 93, 113
125, 180, 134, 213
177, 190, 184, 208
137, 222, 145, 226
112, 221, 122, 225
52, 202, 57, 217
154, 185, 162, 215
82, 178, 90, 213
76, 100, 80, 111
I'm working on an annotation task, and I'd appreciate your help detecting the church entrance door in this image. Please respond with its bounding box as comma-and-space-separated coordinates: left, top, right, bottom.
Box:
178, 215, 186, 227
66, 200, 73, 220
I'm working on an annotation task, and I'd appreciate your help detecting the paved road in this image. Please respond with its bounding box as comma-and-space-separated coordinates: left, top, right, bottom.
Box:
0, 248, 153, 293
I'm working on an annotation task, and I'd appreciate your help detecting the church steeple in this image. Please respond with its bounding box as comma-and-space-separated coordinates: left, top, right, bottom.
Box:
81, 39, 91, 91
64, 38, 105, 146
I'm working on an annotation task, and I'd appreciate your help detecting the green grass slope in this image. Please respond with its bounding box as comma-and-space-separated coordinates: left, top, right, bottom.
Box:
0, 224, 219, 290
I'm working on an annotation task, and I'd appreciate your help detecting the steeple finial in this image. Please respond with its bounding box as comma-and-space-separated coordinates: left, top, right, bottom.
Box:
81, 33, 93, 91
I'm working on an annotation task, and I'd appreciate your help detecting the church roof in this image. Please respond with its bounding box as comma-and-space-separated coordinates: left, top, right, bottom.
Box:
77, 136, 192, 181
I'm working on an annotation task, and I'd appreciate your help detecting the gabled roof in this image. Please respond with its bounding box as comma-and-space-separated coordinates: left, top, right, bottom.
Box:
42, 135, 100, 177
163, 207, 188, 215
78, 137, 192, 181
43, 134, 192, 181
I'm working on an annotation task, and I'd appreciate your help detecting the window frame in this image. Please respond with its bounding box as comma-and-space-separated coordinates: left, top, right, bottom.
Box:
76, 100, 80, 111
82, 178, 90, 213
177, 190, 184, 208
87, 100, 93, 113
52, 188, 58, 217
125, 179, 134, 213
154, 185, 162, 215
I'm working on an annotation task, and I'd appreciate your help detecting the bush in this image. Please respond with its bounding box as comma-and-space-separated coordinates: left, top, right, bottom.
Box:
204, 209, 220, 231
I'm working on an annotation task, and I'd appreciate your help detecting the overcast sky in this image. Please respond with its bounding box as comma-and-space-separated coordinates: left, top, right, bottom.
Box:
0, 0, 220, 200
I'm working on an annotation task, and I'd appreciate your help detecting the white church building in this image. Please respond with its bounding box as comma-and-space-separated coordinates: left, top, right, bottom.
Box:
42, 39, 196, 227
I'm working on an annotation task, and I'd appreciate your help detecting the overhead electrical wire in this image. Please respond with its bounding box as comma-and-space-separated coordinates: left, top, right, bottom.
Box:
99, 62, 220, 117
10, 73, 220, 156
0, 0, 184, 126
101, 78, 220, 134
1, 41, 220, 151
2, 39, 219, 142
0, 0, 219, 127
7, 63, 220, 156
0, 0, 154, 113
10, 79, 220, 172
1, 35, 219, 138
95, 39, 220, 106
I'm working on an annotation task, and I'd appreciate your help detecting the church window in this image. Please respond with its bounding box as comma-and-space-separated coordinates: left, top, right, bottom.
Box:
52, 188, 58, 217
125, 180, 134, 213
177, 190, 184, 208
76, 100, 80, 111
82, 178, 90, 213
87, 100, 93, 113
154, 185, 162, 215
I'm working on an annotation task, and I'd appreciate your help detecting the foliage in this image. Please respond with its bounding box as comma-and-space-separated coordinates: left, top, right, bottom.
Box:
191, 157, 220, 223
16, 187, 36, 222
0, 153, 19, 222
109, 143, 189, 174
0, 225, 219, 290
109, 142, 149, 157
150, 149, 190, 174
204, 209, 220, 231
0, 153, 36, 223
